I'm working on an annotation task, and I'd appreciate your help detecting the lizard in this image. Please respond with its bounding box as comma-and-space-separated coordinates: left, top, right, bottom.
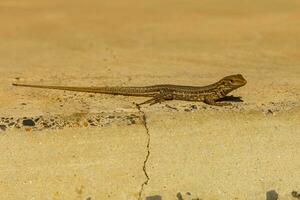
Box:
12, 74, 247, 106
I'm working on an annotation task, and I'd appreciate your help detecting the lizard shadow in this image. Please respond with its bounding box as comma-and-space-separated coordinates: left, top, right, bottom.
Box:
217, 95, 243, 102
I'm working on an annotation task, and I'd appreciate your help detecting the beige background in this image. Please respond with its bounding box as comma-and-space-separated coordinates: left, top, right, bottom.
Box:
0, 0, 300, 199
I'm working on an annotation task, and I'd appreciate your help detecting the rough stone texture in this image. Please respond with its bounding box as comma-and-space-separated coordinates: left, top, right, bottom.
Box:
0, 126, 148, 200
1, 0, 300, 199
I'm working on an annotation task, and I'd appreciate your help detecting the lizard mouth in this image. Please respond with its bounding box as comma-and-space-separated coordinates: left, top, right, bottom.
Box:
230, 80, 246, 90
235, 74, 247, 87
241, 79, 247, 86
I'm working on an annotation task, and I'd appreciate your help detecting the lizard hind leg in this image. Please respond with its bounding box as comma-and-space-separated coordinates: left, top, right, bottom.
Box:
138, 93, 173, 106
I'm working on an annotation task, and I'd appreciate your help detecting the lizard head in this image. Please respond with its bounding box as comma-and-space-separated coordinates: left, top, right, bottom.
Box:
218, 74, 247, 93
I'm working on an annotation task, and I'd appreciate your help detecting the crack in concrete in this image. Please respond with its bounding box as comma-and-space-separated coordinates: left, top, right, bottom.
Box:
136, 104, 150, 200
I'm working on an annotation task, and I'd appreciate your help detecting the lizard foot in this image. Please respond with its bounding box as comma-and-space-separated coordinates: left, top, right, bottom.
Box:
204, 98, 233, 106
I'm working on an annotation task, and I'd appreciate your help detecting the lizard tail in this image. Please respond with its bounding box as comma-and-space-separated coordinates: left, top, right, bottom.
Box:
12, 83, 157, 97
12, 83, 102, 93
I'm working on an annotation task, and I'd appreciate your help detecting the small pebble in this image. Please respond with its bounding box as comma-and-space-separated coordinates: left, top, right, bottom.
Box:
266, 190, 278, 200
191, 105, 197, 110
22, 119, 35, 126
34, 118, 40, 122
292, 191, 300, 199
0, 125, 7, 131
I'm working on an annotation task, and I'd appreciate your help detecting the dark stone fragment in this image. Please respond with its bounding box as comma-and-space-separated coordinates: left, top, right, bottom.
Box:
266, 190, 278, 200
0, 125, 6, 131
8, 122, 15, 126
126, 116, 136, 125
191, 105, 197, 110
176, 192, 184, 200
292, 191, 300, 199
22, 119, 35, 126
184, 108, 191, 112
34, 118, 40, 122
127, 118, 136, 125
43, 122, 50, 128
146, 195, 162, 200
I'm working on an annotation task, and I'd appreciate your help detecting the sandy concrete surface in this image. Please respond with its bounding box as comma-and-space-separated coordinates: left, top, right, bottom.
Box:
1, 0, 300, 199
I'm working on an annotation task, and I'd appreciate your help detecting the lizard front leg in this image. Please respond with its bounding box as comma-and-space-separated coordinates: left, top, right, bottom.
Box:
204, 97, 232, 106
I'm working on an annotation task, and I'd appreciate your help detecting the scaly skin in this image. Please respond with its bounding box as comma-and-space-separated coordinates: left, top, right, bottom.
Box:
12, 74, 247, 106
